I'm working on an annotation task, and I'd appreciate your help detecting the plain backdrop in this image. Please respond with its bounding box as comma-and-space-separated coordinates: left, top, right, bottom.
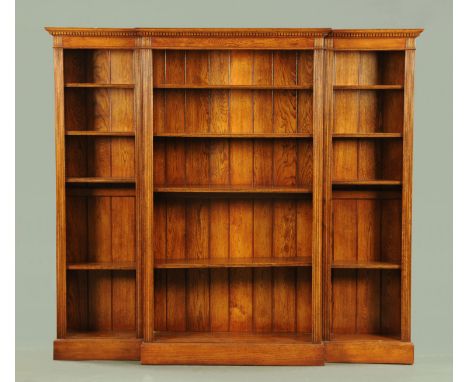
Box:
16, 0, 452, 380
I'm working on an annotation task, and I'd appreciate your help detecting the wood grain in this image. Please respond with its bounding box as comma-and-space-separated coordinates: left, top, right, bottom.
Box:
325, 338, 413, 364
54, 338, 141, 361
54, 45, 67, 338
50, 28, 421, 364
141, 341, 324, 365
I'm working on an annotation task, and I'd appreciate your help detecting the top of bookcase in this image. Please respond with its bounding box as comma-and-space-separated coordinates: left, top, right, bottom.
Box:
45, 27, 331, 37
45, 27, 423, 37
45, 28, 422, 50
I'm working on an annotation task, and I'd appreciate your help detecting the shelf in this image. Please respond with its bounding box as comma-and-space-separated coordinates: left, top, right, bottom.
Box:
153, 331, 312, 344
154, 256, 311, 269
66, 131, 135, 137
333, 85, 403, 90
330, 334, 401, 342
332, 133, 402, 139
66, 177, 136, 184
332, 261, 400, 270
154, 186, 312, 194
154, 84, 312, 90
333, 180, 402, 187
65, 83, 134, 88
67, 262, 136, 270
66, 330, 137, 339
154, 132, 312, 139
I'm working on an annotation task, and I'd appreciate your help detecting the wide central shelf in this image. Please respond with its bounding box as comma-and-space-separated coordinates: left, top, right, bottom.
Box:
153, 331, 313, 343
154, 256, 311, 269
154, 186, 312, 194
154, 84, 313, 90
154, 132, 312, 139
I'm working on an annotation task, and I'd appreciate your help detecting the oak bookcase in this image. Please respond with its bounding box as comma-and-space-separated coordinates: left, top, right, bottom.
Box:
46, 27, 422, 365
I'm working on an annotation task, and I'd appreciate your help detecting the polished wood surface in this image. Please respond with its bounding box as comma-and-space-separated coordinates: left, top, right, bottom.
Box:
141, 342, 324, 365
154, 256, 312, 269
154, 132, 311, 138
322, 31, 419, 364
325, 338, 414, 364
47, 27, 421, 365
54, 339, 141, 361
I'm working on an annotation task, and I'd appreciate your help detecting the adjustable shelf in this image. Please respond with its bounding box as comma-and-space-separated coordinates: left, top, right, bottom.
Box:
332, 261, 401, 270
66, 131, 135, 137
67, 262, 137, 270
332, 180, 402, 186
332, 133, 402, 139
154, 256, 311, 269
154, 84, 312, 90
154, 132, 312, 139
65, 83, 134, 88
154, 186, 312, 194
333, 85, 403, 90
66, 330, 138, 339
66, 177, 136, 184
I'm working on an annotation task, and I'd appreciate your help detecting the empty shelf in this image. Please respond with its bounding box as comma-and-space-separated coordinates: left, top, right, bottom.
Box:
66, 177, 136, 184
154, 132, 312, 139
332, 261, 401, 270
333, 85, 403, 90
67, 262, 136, 270
153, 331, 313, 344
332, 133, 402, 139
66, 131, 135, 137
154, 186, 312, 194
154, 84, 312, 90
154, 256, 312, 269
65, 83, 134, 88
333, 180, 402, 186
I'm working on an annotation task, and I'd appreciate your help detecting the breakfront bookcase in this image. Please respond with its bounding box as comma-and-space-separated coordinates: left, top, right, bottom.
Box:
46, 27, 422, 365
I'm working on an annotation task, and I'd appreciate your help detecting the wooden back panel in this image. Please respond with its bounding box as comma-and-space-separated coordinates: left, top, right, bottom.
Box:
330, 191, 401, 337
63, 48, 139, 337
325, 46, 409, 341
152, 50, 315, 335
66, 190, 137, 334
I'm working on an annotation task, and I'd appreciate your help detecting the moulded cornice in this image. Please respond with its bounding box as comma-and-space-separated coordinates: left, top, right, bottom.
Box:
330, 29, 423, 38
45, 27, 331, 38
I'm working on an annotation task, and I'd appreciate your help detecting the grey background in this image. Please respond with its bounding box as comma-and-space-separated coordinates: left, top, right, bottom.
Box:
16, 0, 452, 380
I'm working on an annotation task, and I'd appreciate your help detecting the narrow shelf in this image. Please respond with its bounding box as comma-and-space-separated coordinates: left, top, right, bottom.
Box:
154, 256, 311, 269
333, 85, 403, 90
154, 186, 312, 194
67, 330, 137, 339
154, 132, 312, 139
333, 180, 402, 186
154, 84, 312, 90
67, 262, 136, 270
153, 331, 312, 344
65, 83, 134, 88
66, 131, 135, 137
332, 133, 402, 139
66, 177, 135, 184
330, 334, 401, 342
332, 261, 401, 270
